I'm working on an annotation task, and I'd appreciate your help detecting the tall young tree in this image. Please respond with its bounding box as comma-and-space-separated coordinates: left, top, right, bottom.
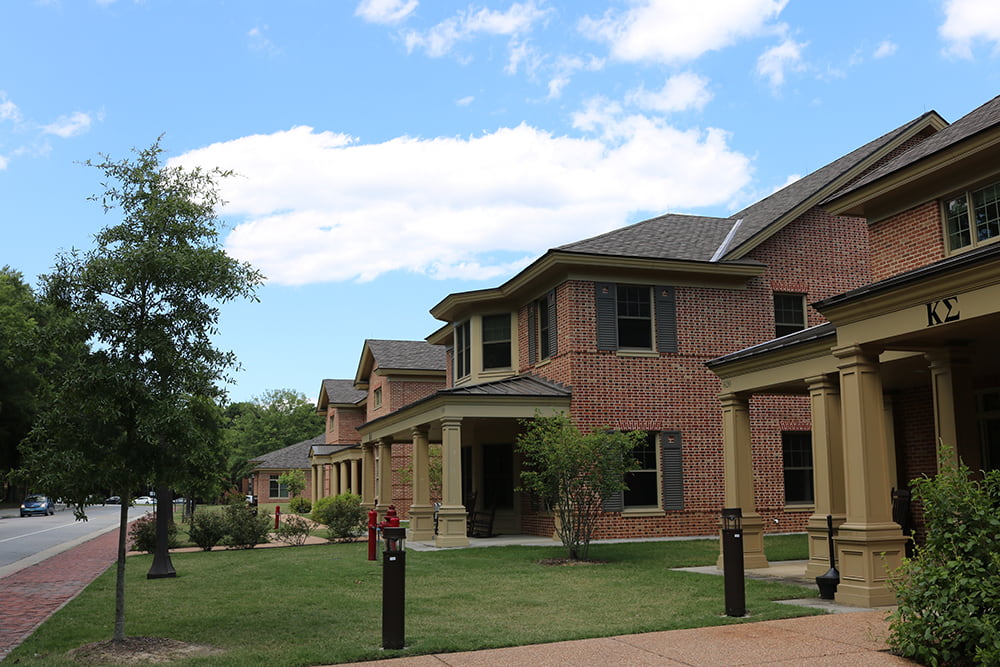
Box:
17, 138, 263, 642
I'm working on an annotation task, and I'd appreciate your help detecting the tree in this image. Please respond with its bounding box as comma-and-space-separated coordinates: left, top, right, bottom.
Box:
15, 138, 263, 643
222, 388, 324, 486
516, 413, 643, 560
279, 469, 306, 498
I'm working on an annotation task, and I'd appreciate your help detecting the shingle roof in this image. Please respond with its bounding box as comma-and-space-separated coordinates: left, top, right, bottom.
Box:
321, 379, 366, 405
367, 339, 447, 371
309, 443, 359, 457
828, 95, 1000, 202
557, 213, 735, 262
439, 373, 571, 398
250, 434, 325, 470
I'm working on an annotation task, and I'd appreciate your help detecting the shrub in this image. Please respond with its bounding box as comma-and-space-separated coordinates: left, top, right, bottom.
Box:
128, 514, 178, 553
222, 499, 272, 549
274, 514, 314, 546
312, 492, 366, 542
188, 511, 227, 551
888, 449, 1000, 665
288, 496, 312, 515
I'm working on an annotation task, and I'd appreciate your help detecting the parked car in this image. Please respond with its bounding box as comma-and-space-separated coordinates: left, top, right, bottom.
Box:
172, 497, 187, 505
105, 495, 121, 504
133, 496, 156, 505
20, 495, 55, 517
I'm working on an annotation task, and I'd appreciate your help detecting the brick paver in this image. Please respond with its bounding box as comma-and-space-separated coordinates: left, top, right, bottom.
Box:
0, 526, 121, 660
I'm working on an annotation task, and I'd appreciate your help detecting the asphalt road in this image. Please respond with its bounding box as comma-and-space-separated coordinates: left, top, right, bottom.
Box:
0, 503, 149, 577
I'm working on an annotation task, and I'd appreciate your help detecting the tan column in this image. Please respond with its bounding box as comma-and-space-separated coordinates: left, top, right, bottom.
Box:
339, 461, 349, 496
436, 417, 469, 547
717, 393, 767, 569
329, 462, 340, 496
926, 348, 978, 470
833, 345, 905, 607
350, 458, 361, 495
361, 444, 376, 510
311, 464, 320, 502
408, 425, 435, 541
805, 375, 846, 576
376, 437, 394, 516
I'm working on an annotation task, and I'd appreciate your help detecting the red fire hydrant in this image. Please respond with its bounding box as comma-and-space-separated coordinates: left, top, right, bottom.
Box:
275, 505, 281, 529
367, 507, 379, 561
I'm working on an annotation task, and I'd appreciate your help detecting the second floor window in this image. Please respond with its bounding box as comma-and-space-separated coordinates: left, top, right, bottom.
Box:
455, 320, 471, 378
482, 314, 511, 369
373, 387, 382, 409
944, 181, 1000, 252
774, 293, 806, 337
617, 285, 652, 349
595, 283, 677, 353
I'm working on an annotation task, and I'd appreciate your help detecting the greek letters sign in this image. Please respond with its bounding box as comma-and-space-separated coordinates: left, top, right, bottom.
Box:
926, 296, 960, 327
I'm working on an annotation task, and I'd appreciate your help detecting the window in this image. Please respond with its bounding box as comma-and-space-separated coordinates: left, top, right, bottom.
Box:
774, 293, 806, 337
595, 283, 677, 353
604, 431, 684, 512
455, 320, 471, 378
782, 432, 814, 504
944, 181, 1000, 252
482, 314, 511, 369
373, 387, 382, 409
528, 290, 557, 364
624, 432, 659, 507
269, 474, 289, 499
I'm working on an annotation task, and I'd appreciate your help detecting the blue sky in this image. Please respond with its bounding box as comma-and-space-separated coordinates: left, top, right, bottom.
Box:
3, 0, 1000, 405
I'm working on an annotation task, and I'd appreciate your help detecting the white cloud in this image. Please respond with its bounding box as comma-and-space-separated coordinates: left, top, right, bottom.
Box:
940, 0, 1000, 59
456, 95, 475, 106
355, 0, 418, 24
873, 40, 898, 59
41, 111, 93, 138
579, 0, 788, 64
0, 154, 8, 170
0, 92, 21, 123
248, 25, 281, 56
756, 36, 806, 88
546, 54, 604, 99
404, 2, 549, 58
625, 72, 713, 113
170, 118, 752, 286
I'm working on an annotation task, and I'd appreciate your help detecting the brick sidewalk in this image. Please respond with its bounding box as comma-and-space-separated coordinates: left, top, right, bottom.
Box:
0, 526, 122, 660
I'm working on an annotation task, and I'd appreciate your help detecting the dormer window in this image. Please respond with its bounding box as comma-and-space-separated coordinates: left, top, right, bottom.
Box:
482, 314, 511, 369
455, 320, 471, 379
373, 387, 382, 409
944, 181, 1000, 252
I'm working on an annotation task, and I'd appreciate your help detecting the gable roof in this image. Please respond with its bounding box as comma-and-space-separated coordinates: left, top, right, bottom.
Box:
318, 379, 366, 407
557, 213, 735, 262
250, 434, 325, 471
354, 339, 447, 386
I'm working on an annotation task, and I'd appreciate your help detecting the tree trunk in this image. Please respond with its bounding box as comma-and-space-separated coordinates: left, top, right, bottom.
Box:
113, 498, 129, 642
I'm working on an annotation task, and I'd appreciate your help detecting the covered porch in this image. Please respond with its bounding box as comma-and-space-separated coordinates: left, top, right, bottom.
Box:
708, 247, 1000, 607
358, 375, 572, 548
308, 444, 364, 500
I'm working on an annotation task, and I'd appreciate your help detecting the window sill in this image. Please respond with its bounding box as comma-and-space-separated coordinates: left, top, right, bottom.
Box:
616, 350, 658, 358
621, 508, 665, 517
783, 503, 814, 512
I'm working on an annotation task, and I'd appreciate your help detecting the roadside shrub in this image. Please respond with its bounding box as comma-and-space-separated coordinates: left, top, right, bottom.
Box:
288, 496, 312, 515
312, 492, 366, 542
222, 500, 272, 549
128, 514, 178, 553
188, 511, 227, 551
274, 514, 314, 546
888, 448, 1000, 665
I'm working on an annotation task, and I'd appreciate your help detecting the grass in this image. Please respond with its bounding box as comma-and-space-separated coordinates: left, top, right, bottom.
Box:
9, 534, 816, 666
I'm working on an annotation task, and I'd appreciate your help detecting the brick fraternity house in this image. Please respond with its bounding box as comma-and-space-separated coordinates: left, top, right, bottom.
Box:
247, 434, 323, 503
707, 94, 1000, 607
350, 109, 947, 550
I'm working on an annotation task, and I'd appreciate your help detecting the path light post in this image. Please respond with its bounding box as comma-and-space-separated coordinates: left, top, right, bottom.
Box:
816, 514, 840, 599
381, 526, 406, 650
721, 507, 745, 617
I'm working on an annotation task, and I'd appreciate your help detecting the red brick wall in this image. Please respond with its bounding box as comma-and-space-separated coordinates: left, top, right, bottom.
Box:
334, 408, 364, 444
868, 201, 945, 281
250, 468, 314, 503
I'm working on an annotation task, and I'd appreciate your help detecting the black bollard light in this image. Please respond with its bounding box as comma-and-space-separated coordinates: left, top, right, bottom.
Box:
382, 526, 406, 650
816, 514, 840, 600
721, 507, 745, 617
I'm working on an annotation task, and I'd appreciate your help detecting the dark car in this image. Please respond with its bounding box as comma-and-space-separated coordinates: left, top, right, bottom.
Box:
20, 494, 55, 517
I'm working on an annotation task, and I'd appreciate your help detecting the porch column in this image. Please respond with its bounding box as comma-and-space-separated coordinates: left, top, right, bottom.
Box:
436, 417, 469, 547
926, 348, 978, 470
805, 375, 846, 576
311, 464, 320, 501
331, 462, 341, 496
361, 443, 376, 510
833, 345, 906, 607
350, 458, 361, 495
376, 437, 394, 515
339, 461, 349, 497
408, 425, 435, 541
717, 393, 767, 569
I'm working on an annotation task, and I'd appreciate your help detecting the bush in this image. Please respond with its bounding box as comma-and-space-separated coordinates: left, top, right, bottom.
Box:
128, 514, 178, 553
221, 499, 272, 549
888, 449, 1000, 665
188, 511, 227, 551
288, 496, 312, 515
274, 514, 314, 546
312, 493, 366, 542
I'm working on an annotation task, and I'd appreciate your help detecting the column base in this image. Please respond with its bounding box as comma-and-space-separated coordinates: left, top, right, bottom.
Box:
715, 514, 769, 570
434, 506, 469, 547
805, 513, 846, 577
408, 505, 436, 541
834, 522, 905, 608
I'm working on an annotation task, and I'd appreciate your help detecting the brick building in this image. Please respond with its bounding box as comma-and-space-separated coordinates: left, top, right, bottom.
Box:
708, 94, 1000, 607
347, 109, 946, 549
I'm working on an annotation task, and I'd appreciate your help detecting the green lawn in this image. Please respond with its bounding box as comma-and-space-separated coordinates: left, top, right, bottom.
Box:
9, 535, 816, 666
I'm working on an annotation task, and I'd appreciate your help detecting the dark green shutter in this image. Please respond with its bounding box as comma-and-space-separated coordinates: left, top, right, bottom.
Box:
603, 489, 623, 512
660, 430, 683, 510
655, 286, 677, 353
595, 282, 617, 351
527, 303, 537, 365
546, 289, 558, 356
